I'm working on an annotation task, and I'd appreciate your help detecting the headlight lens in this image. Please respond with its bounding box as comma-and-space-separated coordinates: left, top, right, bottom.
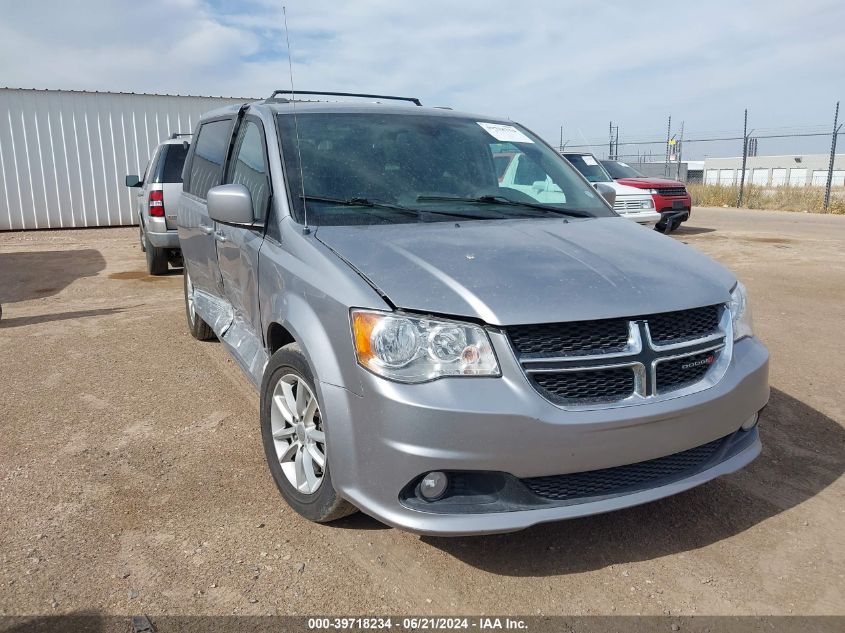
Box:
728, 282, 753, 340
351, 310, 500, 382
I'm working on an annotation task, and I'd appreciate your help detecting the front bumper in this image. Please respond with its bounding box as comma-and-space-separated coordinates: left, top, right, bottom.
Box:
321, 336, 769, 535
618, 210, 662, 226
653, 193, 692, 213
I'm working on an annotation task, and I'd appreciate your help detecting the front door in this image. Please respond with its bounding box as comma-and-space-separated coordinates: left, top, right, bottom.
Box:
178, 117, 234, 295
214, 117, 272, 383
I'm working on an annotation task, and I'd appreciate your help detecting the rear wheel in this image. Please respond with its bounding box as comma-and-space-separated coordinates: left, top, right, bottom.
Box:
260, 344, 357, 523
183, 269, 215, 341
143, 231, 169, 275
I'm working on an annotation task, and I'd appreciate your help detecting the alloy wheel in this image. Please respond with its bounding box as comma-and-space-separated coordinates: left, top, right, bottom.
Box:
270, 373, 327, 494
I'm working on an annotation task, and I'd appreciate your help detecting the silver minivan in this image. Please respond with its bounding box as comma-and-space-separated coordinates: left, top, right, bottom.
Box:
178, 92, 769, 536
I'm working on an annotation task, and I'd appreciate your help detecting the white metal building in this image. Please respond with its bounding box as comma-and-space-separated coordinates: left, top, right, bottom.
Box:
702, 154, 845, 187
0, 88, 253, 231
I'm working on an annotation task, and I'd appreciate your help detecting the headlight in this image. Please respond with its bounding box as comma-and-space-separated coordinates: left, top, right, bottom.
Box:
351, 310, 500, 383
643, 198, 654, 208
728, 282, 753, 340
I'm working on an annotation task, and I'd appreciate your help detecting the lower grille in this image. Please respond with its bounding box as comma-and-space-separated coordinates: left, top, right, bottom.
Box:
656, 350, 716, 393
532, 367, 635, 403
655, 187, 687, 197
523, 435, 725, 501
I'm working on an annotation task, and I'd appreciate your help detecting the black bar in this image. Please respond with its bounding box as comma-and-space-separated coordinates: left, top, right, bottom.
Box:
267, 90, 422, 106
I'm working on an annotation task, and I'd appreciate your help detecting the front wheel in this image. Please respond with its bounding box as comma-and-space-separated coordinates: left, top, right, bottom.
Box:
260, 343, 357, 523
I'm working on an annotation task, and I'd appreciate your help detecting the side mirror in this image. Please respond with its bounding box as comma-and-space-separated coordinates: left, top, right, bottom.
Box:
125, 175, 142, 188
594, 183, 616, 208
207, 184, 254, 225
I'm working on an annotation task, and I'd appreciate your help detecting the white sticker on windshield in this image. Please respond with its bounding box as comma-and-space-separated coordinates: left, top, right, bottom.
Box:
583, 155, 598, 166
477, 122, 534, 143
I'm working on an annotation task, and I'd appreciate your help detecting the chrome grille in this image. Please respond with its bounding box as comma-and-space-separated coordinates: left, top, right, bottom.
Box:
656, 350, 716, 393
508, 319, 629, 357
533, 367, 635, 403
648, 305, 720, 345
614, 199, 653, 211
508, 305, 731, 408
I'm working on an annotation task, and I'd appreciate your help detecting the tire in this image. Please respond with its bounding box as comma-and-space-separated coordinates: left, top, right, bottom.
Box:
260, 343, 357, 523
143, 231, 169, 275
183, 268, 215, 341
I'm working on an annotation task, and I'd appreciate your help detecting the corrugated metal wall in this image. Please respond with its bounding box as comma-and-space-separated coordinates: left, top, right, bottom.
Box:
0, 88, 250, 230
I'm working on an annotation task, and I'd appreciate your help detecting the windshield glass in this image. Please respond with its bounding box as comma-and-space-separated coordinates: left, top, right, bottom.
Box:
600, 160, 644, 179
276, 113, 613, 225
562, 154, 613, 183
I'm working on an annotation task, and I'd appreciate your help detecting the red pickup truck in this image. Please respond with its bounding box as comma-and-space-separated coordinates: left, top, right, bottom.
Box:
600, 160, 692, 233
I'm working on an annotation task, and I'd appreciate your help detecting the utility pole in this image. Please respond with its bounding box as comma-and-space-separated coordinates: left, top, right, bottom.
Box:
664, 116, 672, 177
824, 101, 840, 212
609, 121, 613, 159
736, 109, 748, 208
559, 125, 564, 153
676, 121, 685, 181
614, 126, 619, 160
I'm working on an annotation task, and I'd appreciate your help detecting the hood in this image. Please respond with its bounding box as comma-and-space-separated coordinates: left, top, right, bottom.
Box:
316, 217, 735, 326
616, 177, 685, 188
604, 181, 654, 197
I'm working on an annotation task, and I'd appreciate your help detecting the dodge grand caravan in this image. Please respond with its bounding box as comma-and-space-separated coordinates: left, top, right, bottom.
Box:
178, 91, 769, 535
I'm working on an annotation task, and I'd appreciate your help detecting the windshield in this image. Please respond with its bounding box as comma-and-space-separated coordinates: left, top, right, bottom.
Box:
276, 113, 613, 225
562, 154, 613, 183
600, 160, 644, 179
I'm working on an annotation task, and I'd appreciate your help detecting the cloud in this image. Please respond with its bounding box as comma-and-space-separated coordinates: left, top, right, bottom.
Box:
0, 0, 842, 156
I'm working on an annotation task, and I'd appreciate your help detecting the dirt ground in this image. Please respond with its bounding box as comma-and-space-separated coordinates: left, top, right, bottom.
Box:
1, 208, 843, 619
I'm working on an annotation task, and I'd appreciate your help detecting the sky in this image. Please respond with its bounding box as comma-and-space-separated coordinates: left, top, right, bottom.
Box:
0, 0, 842, 159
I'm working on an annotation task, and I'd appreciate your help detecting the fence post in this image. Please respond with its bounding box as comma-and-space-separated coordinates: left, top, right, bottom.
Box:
736, 108, 748, 208
823, 101, 840, 212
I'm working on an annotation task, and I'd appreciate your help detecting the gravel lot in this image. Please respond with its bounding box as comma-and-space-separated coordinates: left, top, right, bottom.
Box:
1, 207, 843, 619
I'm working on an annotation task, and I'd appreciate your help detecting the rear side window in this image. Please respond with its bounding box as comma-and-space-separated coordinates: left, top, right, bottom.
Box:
161, 144, 189, 183
187, 119, 233, 199
149, 144, 190, 184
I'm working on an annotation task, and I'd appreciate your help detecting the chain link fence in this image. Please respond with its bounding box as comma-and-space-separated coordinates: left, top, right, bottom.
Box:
558, 102, 844, 212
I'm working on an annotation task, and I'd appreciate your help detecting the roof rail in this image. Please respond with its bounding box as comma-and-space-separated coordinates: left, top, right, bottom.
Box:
170, 132, 193, 139
266, 90, 422, 107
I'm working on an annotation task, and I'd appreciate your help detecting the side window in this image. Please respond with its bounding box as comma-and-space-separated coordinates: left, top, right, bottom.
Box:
187, 119, 232, 200
162, 143, 189, 183
141, 147, 160, 185
226, 121, 270, 221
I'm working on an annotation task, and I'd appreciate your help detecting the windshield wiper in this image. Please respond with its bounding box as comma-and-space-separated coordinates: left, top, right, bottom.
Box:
300, 194, 416, 214
301, 194, 482, 221
416, 195, 592, 218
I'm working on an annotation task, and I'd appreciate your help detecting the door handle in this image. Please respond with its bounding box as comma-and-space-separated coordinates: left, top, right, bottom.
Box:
214, 231, 228, 243
199, 224, 214, 235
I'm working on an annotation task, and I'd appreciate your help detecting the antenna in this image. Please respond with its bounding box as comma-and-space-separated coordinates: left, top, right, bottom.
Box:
283, 6, 310, 234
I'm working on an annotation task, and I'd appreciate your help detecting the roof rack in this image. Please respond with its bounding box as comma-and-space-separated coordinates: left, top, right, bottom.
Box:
170, 132, 193, 139
266, 90, 422, 107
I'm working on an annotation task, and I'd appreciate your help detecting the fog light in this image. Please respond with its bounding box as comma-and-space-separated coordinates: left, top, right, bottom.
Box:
741, 412, 759, 430
419, 471, 448, 501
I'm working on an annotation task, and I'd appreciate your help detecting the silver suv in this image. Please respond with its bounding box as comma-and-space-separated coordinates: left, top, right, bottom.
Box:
178, 91, 769, 535
126, 135, 190, 274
